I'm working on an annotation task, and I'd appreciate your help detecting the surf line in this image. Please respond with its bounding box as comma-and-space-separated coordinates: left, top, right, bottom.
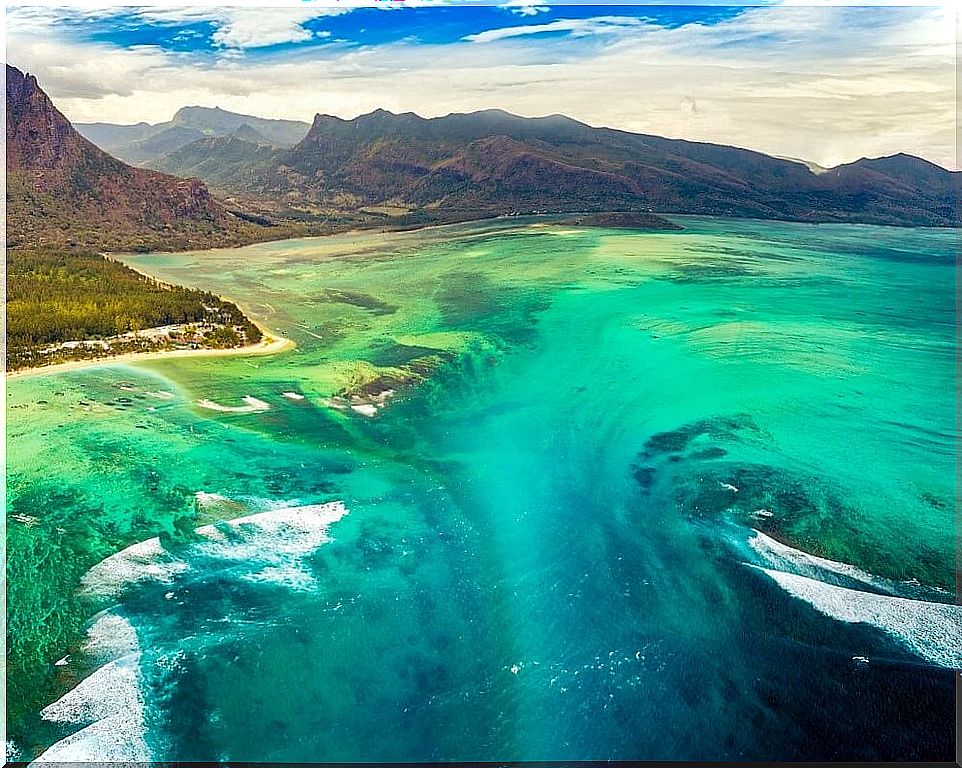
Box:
196, 395, 271, 413
745, 530, 961, 668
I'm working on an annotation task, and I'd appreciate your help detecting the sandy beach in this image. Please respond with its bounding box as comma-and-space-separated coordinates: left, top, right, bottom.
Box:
6, 325, 295, 380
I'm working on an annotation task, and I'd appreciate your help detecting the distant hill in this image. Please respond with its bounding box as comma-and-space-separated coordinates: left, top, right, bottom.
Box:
149, 107, 959, 228
232, 123, 274, 145
173, 106, 309, 146
106, 124, 208, 166
76, 106, 311, 165
150, 134, 281, 189
5, 65, 261, 251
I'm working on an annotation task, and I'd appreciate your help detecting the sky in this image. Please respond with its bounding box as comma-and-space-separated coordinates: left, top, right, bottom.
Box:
5, 2, 958, 169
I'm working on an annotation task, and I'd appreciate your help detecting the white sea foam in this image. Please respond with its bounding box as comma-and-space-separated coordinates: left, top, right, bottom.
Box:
194, 502, 348, 562
37, 503, 348, 764
81, 501, 348, 601
41, 657, 141, 724
82, 612, 140, 662
205, 501, 347, 534
7, 741, 21, 763
81, 538, 189, 601
32, 710, 151, 763
749, 529, 882, 589
196, 395, 270, 413
282, 391, 305, 401
33, 615, 149, 765
242, 564, 317, 591
748, 529, 948, 600
756, 566, 962, 668
36, 503, 348, 763
351, 403, 378, 417
148, 390, 176, 400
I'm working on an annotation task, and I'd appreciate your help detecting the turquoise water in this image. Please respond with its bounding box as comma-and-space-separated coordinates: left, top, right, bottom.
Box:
6, 217, 957, 761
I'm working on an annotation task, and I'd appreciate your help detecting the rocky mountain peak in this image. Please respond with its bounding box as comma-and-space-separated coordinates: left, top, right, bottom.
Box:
6, 64, 256, 251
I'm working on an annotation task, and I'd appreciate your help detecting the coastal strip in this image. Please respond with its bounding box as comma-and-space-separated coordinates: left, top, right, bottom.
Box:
5, 321, 294, 380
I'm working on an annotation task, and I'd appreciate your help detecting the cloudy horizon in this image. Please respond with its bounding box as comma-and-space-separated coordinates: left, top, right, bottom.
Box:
6, 2, 957, 170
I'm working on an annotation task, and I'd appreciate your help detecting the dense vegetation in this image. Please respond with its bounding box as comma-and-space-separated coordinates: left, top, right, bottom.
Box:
7, 250, 261, 369
147, 107, 959, 228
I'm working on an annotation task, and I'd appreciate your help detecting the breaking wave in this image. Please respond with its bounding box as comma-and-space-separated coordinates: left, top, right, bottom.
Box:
196, 395, 271, 413
756, 566, 962, 668
81, 501, 349, 601
747, 529, 951, 601
32, 614, 148, 764
33, 498, 349, 764
744, 529, 959, 668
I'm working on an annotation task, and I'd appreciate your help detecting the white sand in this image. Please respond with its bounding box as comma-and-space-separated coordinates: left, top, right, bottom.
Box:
7, 322, 294, 380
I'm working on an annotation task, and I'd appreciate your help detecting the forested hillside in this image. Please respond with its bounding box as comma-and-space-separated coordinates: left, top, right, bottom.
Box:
5, 65, 277, 371
7, 250, 261, 370
146, 107, 960, 228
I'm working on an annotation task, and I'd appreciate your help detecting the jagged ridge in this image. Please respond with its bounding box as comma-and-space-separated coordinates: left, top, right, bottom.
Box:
6, 65, 258, 251
151, 106, 959, 227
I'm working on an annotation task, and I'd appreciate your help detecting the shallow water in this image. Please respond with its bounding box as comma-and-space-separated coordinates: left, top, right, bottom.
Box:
7, 216, 956, 761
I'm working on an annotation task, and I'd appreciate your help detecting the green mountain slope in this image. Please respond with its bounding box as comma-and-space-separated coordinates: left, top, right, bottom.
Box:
149, 107, 960, 227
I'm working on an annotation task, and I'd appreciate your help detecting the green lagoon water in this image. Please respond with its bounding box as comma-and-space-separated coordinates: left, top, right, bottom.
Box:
6, 216, 958, 761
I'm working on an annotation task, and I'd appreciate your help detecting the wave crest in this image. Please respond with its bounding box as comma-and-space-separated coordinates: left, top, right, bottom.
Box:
745, 530, 959, 668
756, 566, 962, 668
33, 615, 148, 764
81, 501, 348, 601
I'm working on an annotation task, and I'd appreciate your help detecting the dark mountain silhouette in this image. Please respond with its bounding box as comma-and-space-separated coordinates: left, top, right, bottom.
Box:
6, 65, 258, 250
150, 106, 959, 228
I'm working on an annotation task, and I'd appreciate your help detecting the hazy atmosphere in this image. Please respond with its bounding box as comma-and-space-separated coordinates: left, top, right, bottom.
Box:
6, 2, 957, 169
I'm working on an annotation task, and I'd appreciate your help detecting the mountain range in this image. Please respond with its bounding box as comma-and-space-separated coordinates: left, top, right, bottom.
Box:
6, 65, 261, 251
133, 107, 958, 228
10, 63, 961, 252
76, 106, 311, 166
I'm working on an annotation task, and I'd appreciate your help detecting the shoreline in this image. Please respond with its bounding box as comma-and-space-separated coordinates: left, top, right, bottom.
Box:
6, 321, 295, 380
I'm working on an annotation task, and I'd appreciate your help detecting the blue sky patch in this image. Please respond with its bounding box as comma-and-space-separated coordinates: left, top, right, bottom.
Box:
39, 5, 750, 55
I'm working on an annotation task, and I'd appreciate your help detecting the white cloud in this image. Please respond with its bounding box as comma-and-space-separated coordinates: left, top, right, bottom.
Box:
133, 6, 353, 49
465, 16, 645, 44
6, 5, 956, 169
210, 10, 316, 48
500, 1, 551, 17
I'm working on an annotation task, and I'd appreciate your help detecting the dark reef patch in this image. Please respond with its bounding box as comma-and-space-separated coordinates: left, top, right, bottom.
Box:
632, 465, 657, 491
367, 340, 448, 369
638, 413, 759, 463
435, 271, 550, 346
690, 447, 728, 460
630, 413, 954, 590
315, 289, 397, 316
